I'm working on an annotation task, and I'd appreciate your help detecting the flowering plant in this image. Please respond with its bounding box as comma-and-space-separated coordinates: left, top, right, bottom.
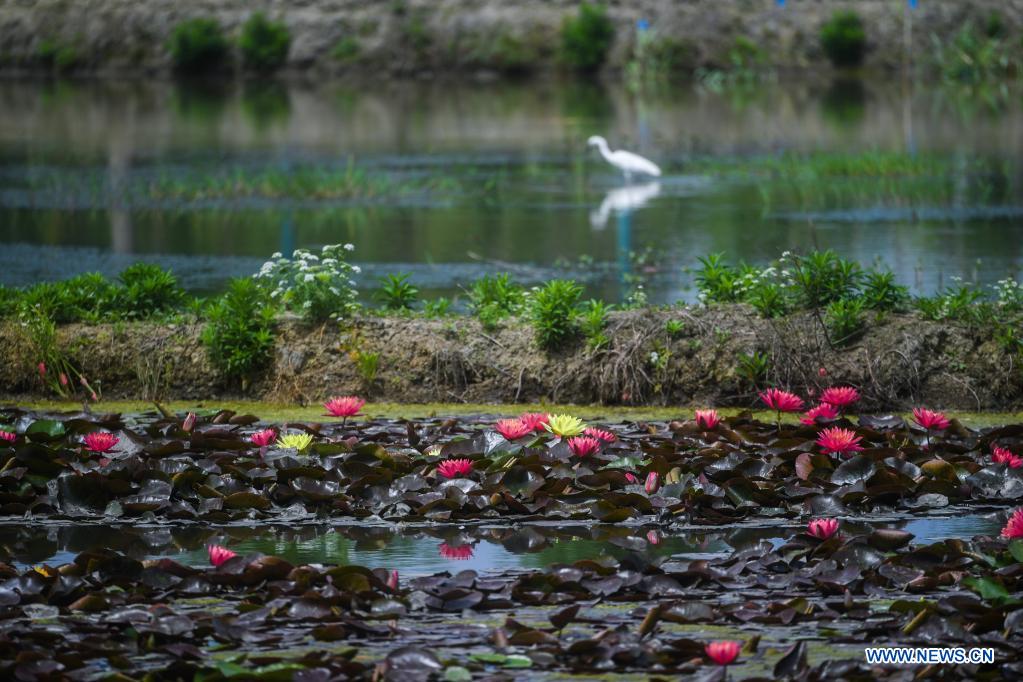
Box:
255, 244, 359, 322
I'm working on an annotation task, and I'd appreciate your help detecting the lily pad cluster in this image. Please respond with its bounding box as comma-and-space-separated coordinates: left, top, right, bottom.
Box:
1, 408, 1022, 522
2, 528, 1022, 680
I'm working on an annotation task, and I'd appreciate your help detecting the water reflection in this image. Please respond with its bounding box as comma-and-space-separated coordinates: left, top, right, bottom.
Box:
589, 182, 661, 229
0, 513, 1002, 574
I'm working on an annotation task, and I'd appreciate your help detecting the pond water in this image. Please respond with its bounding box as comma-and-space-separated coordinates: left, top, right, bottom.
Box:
1, 77, 1022, 303
0, 512, 1001, 574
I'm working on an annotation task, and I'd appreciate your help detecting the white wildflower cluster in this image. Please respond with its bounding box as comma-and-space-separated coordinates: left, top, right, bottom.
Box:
254, 243, 360, 321
993, 277, 1023, 311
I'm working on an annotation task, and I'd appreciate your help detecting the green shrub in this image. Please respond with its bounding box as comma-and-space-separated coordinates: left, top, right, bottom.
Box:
117, 263, 185, 317
36, 39, 79, 72
202, 278, 276, 383
664, 319, 685, 337
737, 351, 770, 387
931, 22, 1018, 84
18, 273, 116, 323
531, 279, 583, 350
255, 244, 360, 323
825, 297, 866, 345
168, 18, 230, 73
240, 12, 291, 71
423, 297, 452, 317
820, 11, 867, 68
579, 299, 611, 350
789, 250, 863, 308
915, 280, 984, 322
376, 273, 418, 311
468, 273, 525, 329
695, 254, 742, 304
862, 271, 909, 312
560, 2, 614, 72
332, 37, 361, 62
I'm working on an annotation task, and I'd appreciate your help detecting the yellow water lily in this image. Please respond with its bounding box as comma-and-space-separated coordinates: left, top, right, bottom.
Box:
544, 414, 586, 438
277, 432, 314, 451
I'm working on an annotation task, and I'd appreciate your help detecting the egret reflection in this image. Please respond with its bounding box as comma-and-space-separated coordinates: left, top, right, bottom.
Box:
589, 181, 661, 230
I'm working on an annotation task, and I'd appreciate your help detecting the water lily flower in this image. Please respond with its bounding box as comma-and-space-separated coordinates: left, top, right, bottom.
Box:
694, 409, 721, 430
800, 402, 839, 425
208, 544, 238, 567
645, 471, 660, 494
820, 386, 860, 410
424, 444, 443, 458
37, 362, 45, 378
624, 473, 638, 484
495, 418, 532, 441
993, 445, 1023, 468
83, 432, 119, 453
439, 542, 474, 560
0, 430, 16, 443
816, 426, 863, 457
182, 412, 197, 433
277, 432, 314, 451
567, 435, 601, 457
759, 388, 804, 413
583, 427, 616, 442
386, 569, 399, 591
519, 412, 550, 432
1002, 508, 1023, 539
807, 518, 839, 540
912, 408, 950, 432
705, 640, 740, 666
544, 414, 586, 438
323, 396, 365, 425
646, 530, 660, 545
437, 458, 473, 479
251, 428, 276, 447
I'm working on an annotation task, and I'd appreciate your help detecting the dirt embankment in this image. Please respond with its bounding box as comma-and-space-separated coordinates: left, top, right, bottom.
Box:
0, 0, 1020, 76
0, 306, 1018, 410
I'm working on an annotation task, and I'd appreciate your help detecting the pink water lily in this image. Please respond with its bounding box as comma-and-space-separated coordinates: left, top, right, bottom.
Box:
251, 428, 276, 447
705, 640, 740, 666
801, 402, 839, 425
324, 396, 365, 421
816, 426, 863, 457
820, 386, 860, 410
83, 432, 119, 453
567, 436, 601, 458
0, 430, 15, 443
182, 412, 197, 433
519, 412, 550, 432
439, 543, 474, 560
645, 471, 660, 494
386, 569, 399, 591
437, 458, 473, 479
759, 388, 804, 413
208, 544, 238, 567
1002, 509, 1023, 539
495, 418, 532, 441
694, 409, 721, 430
993, 445, 1023, 469
912, 408, 950, 431
583, 427, 616, 442
807, 518, 839, 540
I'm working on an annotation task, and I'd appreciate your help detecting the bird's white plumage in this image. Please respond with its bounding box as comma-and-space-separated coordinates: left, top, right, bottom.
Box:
587, 135, 661, 178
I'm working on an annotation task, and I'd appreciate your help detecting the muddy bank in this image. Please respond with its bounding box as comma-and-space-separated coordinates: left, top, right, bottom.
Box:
0, 306, 1018, 410
0, 0, 1019, 76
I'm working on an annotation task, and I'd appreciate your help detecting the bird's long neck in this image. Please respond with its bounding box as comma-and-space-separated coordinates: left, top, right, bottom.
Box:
595, 138, 613, 163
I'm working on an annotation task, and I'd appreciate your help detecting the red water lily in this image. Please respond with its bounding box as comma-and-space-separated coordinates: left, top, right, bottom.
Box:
208, 544, 238, 567
801, 402, 839, 425
386, 569, 399, 591
912, 408, 950, 431
250, 428, 276, 447
83, 432, 119, 453
583, 427, 616, 442
645, 471, 660, 494
820, 386, 860, 410
807, 518, 839, 540
993, 445, 1023, 469
694, 409, 721, 430
324, 396, 365, 419
182, 412, 197, 433
624, 473, 638, 485
519, 412, 550, 432
567, 436, 601, 457
759, 388, 804, 413
0, 430, 15, 443
495, 418, 532, 441
816, 426, 863, 457
1002, 508, 1023, 539
439, 543, 474, 560
705, 640, 740, 666
437, 458, 473, 479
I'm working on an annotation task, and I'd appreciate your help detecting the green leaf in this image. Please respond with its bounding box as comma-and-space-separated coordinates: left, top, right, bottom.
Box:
503, 655, 533, 668
26, 419, 66, 440
444, 667, 472, 682
963, 576, 1011, 601
1009, 539, 1023, 564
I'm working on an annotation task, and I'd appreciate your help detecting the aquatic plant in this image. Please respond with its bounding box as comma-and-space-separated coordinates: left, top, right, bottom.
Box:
992, 445, 1022, 468
207, 544, 238, 566
579, 299, 611, 351
820, 386, 859, 410
350, 350, 380, 388
567, 435, 600, 458
1003, 509, 1023, 539
825, 297, 865, 346
544, 414, 585, 438
386, 569, 399, 591
560, 2, 614, 72
323, 396, 365, 421
801, 402, 839, 425
468, 273, 525, 330
256, 244, 360, 323
168, 18, 229, 73
759, 388, 804, 421
736, 351, 770, 387
583, 426, 616, 442
439, 542, 474, 560
277, 432, 313, 451
250, 428, 276, 447
694, 409, 720, 430
376, 273, 419, 311
495, 419, 531, 441
704, 640, 740, 666
912, 408, 950, 432
520, 412, 550, 432
816, 426, 863, 457
240, 12, 291, 72
530, 279, 583, 350
820, 11, 867, 68
644, 471, 660, 494
118, 263, 186, 317
201, 278, 276, 386
807, 518, 840, 540
0, 430, 15, 443
437, 458, 473, 479
83, 432, 119, 453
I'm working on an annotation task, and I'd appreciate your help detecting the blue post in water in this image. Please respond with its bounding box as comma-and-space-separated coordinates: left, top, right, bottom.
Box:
617, 210, 633, 301
776, 0, 785, 6
908, 0, 917, 8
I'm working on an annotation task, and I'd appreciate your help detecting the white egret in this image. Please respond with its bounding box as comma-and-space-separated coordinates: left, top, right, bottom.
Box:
587, 136, 661, 180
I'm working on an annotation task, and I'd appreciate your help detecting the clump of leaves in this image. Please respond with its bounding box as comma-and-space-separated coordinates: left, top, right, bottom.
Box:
826, 297, 866, 346
202, 278, 275, 385
560, 2, 614, 72
350, 349, 379, 388
664, 319, 685, 337
789, 250, 863, 308
168, 18, 230, 73
915, 279, 984, 323
468, 273, 525, 330
862, 271, 909, 312
820, 11, 867, 68
695, 253, 742, 304
579, 299, 611, 350
117, 263, 186, 317
240, 12, 291, 72
423, 297, 452, 318
376, 273, 419, 311
737, 351, 770, 387
530, 279, 583, 350
255, 244, 360, 323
